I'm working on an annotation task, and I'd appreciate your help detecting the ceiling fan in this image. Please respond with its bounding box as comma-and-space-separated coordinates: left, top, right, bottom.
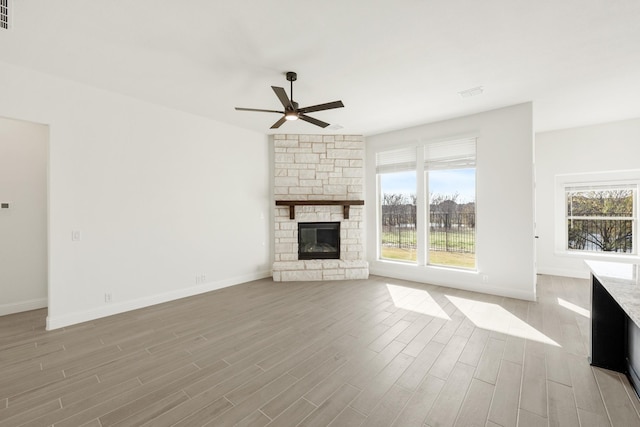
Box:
235, 71, 344, 129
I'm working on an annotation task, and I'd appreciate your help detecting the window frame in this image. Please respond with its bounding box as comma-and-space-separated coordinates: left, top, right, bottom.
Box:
555, 171, 640, 260
376, 145, 419, 264
375, 137, 477, 271
564, 183, 636, 254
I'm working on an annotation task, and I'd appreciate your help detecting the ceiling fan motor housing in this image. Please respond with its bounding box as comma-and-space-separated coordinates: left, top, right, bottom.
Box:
286, 71, 297, 82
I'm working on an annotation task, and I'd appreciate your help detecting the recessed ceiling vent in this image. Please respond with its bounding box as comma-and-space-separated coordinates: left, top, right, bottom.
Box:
458, 86, 484, 99
1, 0, 10, 30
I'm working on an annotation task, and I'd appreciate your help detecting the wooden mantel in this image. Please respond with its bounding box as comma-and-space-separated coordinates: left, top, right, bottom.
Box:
276, 200, 365, 220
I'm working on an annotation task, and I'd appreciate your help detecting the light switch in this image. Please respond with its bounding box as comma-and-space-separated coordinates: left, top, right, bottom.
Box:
72, 231, 81, 241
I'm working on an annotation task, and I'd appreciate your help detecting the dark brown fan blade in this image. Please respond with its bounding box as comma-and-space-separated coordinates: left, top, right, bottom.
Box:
271, 86, 293, 110
270, 116, 288, 129
298, 100, 344, 114
235, 107, 284, 114
298, 114, 330, 128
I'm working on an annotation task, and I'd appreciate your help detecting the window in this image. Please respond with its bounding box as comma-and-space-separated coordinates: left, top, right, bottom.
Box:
377, 147, 417, 263
566, 184, 636, 254
425, 139, 476, 269
376, 138, 476, 269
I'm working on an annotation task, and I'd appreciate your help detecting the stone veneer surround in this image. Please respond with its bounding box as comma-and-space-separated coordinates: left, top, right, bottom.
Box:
272, 134, 369, 281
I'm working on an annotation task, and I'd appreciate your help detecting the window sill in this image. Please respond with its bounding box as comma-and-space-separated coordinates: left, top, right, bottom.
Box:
376, 258, 478, 274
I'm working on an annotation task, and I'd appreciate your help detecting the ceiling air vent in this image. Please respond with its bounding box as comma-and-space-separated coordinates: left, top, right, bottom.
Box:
1, 0, 10, 30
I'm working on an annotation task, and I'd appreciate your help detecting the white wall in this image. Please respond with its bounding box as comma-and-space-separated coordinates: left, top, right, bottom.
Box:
0, 117, 48, 315
366, 103, 536, 300
0, 60, 271, 329
536, 118, 640, 278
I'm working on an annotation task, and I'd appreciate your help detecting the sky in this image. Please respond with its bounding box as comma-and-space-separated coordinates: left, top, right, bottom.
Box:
381, 169, 476, 203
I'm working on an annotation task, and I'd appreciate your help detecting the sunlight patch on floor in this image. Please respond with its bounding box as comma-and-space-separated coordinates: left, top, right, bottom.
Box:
557, 297, 590, 318
386, 284, 451, 320
446, 295, 561, 347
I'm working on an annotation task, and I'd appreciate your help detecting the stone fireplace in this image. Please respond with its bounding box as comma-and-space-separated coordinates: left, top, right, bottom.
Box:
272, 134, 369, 281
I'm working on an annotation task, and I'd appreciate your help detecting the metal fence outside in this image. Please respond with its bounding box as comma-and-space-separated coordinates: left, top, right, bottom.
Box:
381, 207, 475, 253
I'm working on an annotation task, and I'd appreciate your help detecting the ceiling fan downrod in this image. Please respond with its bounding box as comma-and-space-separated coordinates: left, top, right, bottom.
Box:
286, 71, 297, 105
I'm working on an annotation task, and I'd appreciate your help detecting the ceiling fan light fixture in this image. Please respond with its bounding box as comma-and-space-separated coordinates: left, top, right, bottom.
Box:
285, 110, 299, 120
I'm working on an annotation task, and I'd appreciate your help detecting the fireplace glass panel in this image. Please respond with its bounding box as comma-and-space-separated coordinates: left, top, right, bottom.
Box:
298, 222, 340, 260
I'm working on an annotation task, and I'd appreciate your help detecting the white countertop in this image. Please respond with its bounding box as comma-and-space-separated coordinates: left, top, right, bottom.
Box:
586, 260, 640, 328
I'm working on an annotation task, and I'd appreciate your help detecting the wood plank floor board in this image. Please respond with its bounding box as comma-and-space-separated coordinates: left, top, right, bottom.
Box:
517, 408, 548, 427
260, 352, 348, 419
395, 315, 432, 345
297, 383, 361, 427
235, 410, 272, 427
458, 327, 490, 367
566, 353, 608, 417
593, 367, 640, 427
577, 408, 612, 427
266, 397, 317, 427
110, 389, 190, 427
349, 352, 414, 415
1, 275, 640, 426
426, 362, 475, 427
391, 375, 445, 427
452, 378, 494, 427
547, 379, 580, 427
346, 340, 406, 390
428, 334, 468, 381
21, 377, 143, 427
140, 391, 232, 427
169, 396, 234, 427
206, 373, 299, 427
402, 317, 446, 358
361, 384, 413, 427
327, 406, 367, 427
303, 347, 378, 407
368, 320, 412, 353
487, 359, 522, 427
395, 340, 444, 391
473, 337, 506, 385
6, 373, 99, 411
619, 372, 640, 419
503, 335, 526, 366
0, 398, 61, 427
545, 345, 573, 388
519, 351, 547, 418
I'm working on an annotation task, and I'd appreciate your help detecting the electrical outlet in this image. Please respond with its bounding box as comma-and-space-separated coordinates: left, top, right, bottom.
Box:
104, 293, 112, 303
482, 275, 489, 284
195, 274, 206, 284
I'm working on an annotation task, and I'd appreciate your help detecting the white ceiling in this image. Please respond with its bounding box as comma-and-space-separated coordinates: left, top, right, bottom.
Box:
1, 0, 640, 136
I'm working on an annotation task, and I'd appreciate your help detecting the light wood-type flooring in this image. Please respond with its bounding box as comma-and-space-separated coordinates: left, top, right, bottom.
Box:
1, 274, 640, 426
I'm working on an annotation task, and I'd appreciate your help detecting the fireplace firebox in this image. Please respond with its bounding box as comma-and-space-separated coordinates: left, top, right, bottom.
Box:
298, 222, 340, 260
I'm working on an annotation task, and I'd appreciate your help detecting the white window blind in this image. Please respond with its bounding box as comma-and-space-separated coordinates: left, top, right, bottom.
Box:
566, 183, 636, 194
375, 146, 417, 174
424, 138, 476, 170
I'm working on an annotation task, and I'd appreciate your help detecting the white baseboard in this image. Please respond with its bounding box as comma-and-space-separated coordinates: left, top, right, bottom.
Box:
46, 270, 271, 330
369, 265, 536, 301
536, 267, 590, 280
0, 298, 48, 316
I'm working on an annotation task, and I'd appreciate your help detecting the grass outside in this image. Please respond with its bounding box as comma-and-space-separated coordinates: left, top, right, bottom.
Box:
381, 246, 475, 269
429, 230, 475, 252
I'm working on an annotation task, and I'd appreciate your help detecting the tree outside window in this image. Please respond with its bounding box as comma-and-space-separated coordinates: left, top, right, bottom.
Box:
566, 186, 635, 253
